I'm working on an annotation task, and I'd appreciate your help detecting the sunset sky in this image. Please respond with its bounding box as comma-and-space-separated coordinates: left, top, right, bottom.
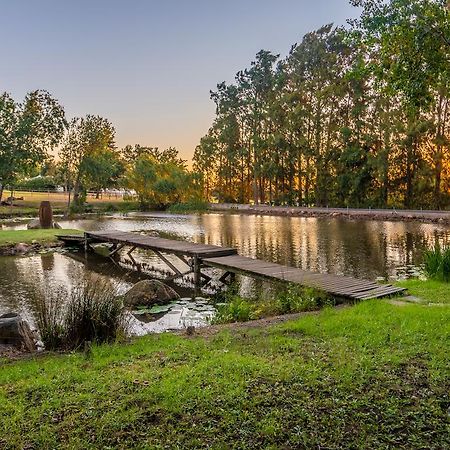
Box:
1, 0, 358, 161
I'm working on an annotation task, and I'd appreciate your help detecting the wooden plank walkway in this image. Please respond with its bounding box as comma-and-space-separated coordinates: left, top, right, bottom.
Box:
59, 230, 406, 300
85, 231, 238, 258
203, 254, 406, 300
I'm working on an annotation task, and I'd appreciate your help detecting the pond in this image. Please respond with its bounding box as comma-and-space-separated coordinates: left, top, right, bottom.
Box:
1, 212, 449, 333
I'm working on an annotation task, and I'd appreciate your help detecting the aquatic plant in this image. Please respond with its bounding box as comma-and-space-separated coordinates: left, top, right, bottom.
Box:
33, 276, 128, 351
64, 278, 128, 349
276, 285, 334, 314
167, 199, 209, 214
33, 288, 66, 351
423, 243, 450, 282
213, 297, 255, 323
212, 282, 334, 324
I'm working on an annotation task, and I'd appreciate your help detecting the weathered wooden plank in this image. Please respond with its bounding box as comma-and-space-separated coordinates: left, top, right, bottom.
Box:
85, 231, 237, 258
203, 254, 405, 300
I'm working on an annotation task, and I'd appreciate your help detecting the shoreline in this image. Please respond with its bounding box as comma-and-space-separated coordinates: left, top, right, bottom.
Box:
0, 229, 82, 256
209, 203, 450, 225
0, 241, 62, 256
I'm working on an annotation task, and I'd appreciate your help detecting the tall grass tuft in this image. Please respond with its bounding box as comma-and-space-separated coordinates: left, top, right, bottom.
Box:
33, 288, 66, 351
212, 282, 334, 324
33, 277, 128, 351
423, 243, 450, 282
64, 278, 128, 349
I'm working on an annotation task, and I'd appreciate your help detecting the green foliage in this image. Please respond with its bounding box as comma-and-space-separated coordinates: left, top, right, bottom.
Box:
125, 146, 202, 209
276, 285, 334, 314
58, 115, 118, 205
33, 277, 127, 351
213, 283, 333, 324
64, 279, 127, 349
423, 243, 450, 282
213, 296, 255, 323
0, 90, 66, 201
193, 1, 450, 209
33, 289, 65, 351
167, 199, 209, 213
15, 176, 57, 191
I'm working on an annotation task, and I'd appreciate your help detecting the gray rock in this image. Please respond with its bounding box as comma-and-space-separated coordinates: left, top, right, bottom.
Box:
27, 218, 41, 229
27, 219, 62, 230
0, 313, 36, 351
14, 243, 30, 254
123, 280, 180, 307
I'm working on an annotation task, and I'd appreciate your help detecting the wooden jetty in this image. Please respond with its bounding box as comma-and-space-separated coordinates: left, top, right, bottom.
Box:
58, 230, 406, 300
203, 255, 404, 300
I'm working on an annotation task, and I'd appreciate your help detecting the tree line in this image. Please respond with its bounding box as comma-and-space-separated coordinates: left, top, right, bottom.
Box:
193, 0, 450, 209
0, 96, 200, 210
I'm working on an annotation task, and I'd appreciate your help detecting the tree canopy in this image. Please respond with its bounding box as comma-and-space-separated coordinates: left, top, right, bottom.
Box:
0, 90, 66, 201
193, 0, 450, 208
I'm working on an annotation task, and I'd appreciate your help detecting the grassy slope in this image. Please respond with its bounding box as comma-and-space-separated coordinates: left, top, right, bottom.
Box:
1, 301, 449, 449
397, 279, 450, 304
0, 229, 82, 246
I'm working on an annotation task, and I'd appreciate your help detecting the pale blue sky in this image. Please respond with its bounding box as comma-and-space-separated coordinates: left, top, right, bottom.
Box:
0, 0, 358, 160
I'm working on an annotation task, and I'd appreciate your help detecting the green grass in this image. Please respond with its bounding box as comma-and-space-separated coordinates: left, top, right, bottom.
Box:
0, 229, 82, 246
1, 300, 449, 449
397, 279, 450, 305
0, 191, 139, 218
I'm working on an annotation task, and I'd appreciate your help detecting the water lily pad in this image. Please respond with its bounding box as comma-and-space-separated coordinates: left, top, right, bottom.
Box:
193, 305, 216, 312
148, 304, 173, 314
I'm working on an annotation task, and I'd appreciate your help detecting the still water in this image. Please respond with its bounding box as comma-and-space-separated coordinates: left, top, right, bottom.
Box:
1, 212, 449, 332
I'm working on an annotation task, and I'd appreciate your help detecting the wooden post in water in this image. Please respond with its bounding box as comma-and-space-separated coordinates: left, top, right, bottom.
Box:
193, 256, 201, 287
39, 201, 53, 229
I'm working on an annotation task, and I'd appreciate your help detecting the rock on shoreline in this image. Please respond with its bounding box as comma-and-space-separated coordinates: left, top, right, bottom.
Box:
0, 241, 61, 256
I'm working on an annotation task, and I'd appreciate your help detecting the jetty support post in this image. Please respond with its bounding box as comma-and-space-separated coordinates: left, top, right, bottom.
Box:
84, 233, 88, 256
193, 256, 201, 287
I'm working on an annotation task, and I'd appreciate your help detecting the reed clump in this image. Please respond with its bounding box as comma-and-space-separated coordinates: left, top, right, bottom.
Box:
34, 277, 128, 351
423, 243, 450, 282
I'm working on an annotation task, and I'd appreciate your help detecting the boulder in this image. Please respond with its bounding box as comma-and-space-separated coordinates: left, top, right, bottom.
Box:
14, 243, 30, 254
27, 218, 41, 229
0, 313, 36, 351
123, 280, 180, 307
27, 218, 62, 229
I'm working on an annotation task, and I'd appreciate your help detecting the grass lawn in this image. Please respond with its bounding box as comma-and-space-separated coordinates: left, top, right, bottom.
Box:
0, 190, 138, 217
0, 229, 82, 246
397, 279, 450, 304
1, 300, 449, 449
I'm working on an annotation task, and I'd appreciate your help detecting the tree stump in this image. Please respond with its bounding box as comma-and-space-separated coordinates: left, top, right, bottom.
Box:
39, 201, 53, 229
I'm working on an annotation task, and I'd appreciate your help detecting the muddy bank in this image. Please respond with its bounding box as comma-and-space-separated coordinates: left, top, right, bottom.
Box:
0, 241, 62, 256
210, 204, 450, 225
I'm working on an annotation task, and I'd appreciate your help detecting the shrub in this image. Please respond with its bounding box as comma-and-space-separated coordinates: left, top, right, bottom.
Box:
33, 277, 128, 351
276, 285, 334, 314
167, 199, 209, 213
424, 244, 450, 282
213, 296, 255, 323
212, 283, 334, 324
16, 176, 57, 191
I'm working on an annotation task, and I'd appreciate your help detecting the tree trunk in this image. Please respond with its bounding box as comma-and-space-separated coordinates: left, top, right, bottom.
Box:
0, 184, 3, 203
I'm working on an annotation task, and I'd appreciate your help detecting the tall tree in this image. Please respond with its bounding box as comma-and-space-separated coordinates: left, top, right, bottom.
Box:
0, 90, 66, 201
59, 115, 116, 205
